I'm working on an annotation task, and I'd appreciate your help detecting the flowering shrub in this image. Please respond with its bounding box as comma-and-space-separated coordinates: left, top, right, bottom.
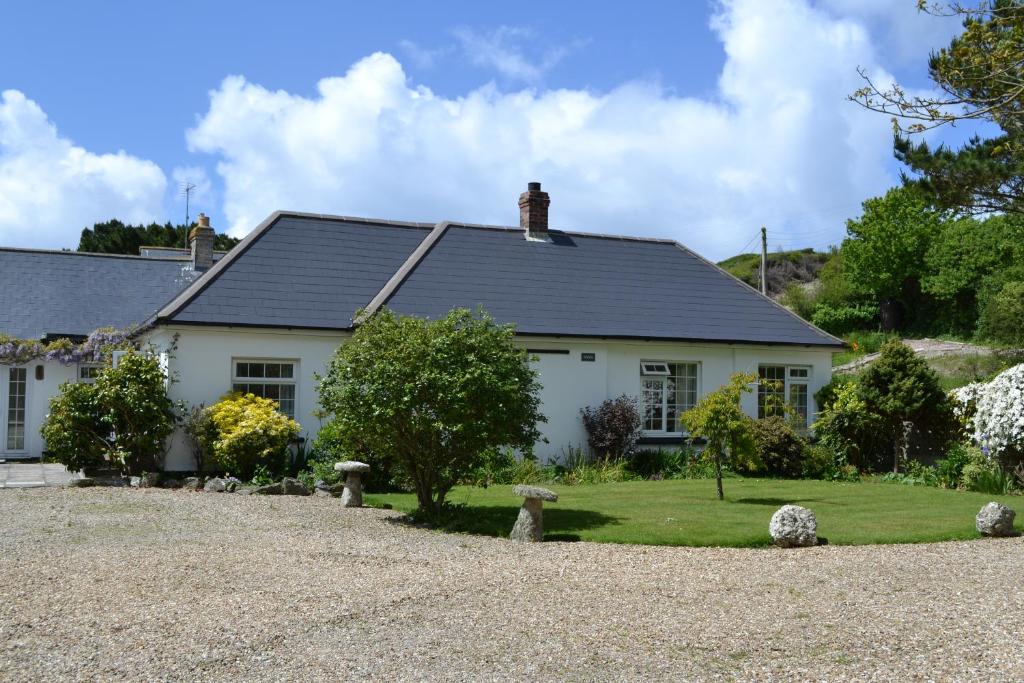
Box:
197, 393, 300, 479
968, 363, 1024, 458
580, 395, 642, 459
0, 327, 133, 366
950, 382, 985, 427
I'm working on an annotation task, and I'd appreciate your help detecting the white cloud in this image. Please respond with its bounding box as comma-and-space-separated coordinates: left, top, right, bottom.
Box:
187, 0, 936, 258
452, 26, 578, 83
397, 40, 452, 70
0, 90, 166, 249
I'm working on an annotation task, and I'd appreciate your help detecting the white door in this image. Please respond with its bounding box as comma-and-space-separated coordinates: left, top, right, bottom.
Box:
1, 367, 28, 455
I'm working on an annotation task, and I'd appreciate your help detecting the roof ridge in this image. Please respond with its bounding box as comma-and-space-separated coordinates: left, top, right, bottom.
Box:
0, 246, 194, 262
358, 221, 452, 321
442, 221, 679, 244
272, 210, 435, 230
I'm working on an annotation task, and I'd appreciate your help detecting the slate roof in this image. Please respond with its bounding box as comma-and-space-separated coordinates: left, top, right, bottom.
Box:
0, 248, 198, 340
155, 212, 842, 348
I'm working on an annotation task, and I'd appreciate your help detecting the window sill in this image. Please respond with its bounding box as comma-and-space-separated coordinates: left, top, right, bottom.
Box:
638, 435, 704, 446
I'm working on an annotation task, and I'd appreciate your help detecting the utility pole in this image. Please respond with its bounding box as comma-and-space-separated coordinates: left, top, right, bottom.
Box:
760, 226, 768, 296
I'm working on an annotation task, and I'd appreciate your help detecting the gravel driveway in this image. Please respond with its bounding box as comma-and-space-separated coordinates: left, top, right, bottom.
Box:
1, 488, 1021, 682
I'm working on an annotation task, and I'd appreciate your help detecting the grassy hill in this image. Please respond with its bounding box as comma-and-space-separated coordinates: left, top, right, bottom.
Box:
718, 248, 830, 297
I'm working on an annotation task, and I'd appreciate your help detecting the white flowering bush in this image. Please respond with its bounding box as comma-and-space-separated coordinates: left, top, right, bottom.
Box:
966, 364, 1024, 458
950, 382, 985, 425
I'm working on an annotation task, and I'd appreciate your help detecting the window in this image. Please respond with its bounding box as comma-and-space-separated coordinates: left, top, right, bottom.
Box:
758, 365, 811, 426
78, 365, 102, 384
232, 360, 296, 418
640, 361, 698, 433
6, 367, 27, 451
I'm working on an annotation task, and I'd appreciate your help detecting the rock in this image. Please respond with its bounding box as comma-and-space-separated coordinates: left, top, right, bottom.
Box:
129, 476, 141, 488
976, 502, 1017, 537
280, 478, 310, 496
510, 485, 558, 542
252, 483, 283, 495
68, 477, 96, 488
139, 472, 161, 488
334, 461, 371, 473
223, 476, 241, 493
160, 478, 183, 489
769, 505, 817, 548
182, 477, 203, 491
203, 478, 227, 493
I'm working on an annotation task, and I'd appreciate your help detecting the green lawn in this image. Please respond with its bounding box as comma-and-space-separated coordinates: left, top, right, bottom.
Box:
365, 478, 1020, 547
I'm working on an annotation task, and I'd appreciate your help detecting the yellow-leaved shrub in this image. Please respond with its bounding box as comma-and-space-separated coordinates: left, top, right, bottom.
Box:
198, 393, 300, 479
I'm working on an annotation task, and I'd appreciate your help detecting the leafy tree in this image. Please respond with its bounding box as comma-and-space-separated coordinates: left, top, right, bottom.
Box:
41, 351, 176, 474
317, 308, 545, 518
680, 372, 757, 500
78, 219, 240, 255
842, 186, 943, 330
858, 340, 958, 470
852, 1, 1024, 215
978, 280, 1024, 344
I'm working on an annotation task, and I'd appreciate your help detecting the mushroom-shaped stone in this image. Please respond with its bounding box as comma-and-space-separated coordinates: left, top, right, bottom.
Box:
976, 502, 1017, 537
510, 485, 558, 542
769, 505, 817, 548
334, 461, 371, 507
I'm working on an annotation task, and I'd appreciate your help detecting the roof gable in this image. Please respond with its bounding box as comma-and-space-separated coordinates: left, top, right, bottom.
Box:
159, 213, 432, 329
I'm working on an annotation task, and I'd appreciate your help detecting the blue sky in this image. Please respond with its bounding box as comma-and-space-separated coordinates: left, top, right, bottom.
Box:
0, 0, 974, 258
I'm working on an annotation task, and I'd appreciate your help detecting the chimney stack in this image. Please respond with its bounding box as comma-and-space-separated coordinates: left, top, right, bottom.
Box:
518, 181, 550, 238
189, 213, 215, 271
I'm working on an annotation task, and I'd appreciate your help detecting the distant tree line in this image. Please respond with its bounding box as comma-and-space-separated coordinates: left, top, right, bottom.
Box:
78, 219, 240, 256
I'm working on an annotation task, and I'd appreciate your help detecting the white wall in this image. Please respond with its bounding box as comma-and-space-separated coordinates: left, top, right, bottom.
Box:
144, 326, 347, 470
0, 361, 79, 459
148, 325, 833, 470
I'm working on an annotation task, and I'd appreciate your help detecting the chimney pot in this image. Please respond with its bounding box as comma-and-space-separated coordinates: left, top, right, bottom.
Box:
189, 213, 215, 270
518, 181, 550, 238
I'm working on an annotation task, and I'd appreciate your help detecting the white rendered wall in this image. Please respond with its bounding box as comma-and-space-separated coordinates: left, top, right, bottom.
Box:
148, 326, 834, 470
0, 361, 78, 459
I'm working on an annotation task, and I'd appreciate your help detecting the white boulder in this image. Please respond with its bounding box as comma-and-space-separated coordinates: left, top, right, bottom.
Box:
769, 505, 817, 548
976, 502, 1017, 537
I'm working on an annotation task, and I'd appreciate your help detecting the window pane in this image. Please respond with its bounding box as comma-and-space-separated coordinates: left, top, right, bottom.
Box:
265, 363, 281, 378
248, 363, 265, 378
758, 365, 786, 419
280, 364, 294, 378
789, 383, 808, 426
7, 367, 27, 450
235, 362, 248, 378
642, 378, 664, 431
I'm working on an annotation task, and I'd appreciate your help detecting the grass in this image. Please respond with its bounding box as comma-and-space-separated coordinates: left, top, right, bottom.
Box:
365, 477, 1020, 548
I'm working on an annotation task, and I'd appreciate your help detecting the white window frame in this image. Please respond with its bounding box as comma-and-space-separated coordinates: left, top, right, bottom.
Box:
231, 359, 298, 419
78, 364, 103, 384
5, 366, 28, 452
640, 360, 701, 436
758, 364, 812, 427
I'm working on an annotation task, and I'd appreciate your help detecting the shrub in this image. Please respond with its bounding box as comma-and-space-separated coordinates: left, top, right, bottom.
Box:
970, 363, 1024, 459
858, 340, 959, 465
978, 280, 1024, 345
813, 375, 855, 414
959, 445, 1016, 493
198, 392, 300, 480
935, 442, 974, 489
627, 447, 703, 479
813, 382, 887, 471
749, 416, 808, 478
183, 403, 215, 473
317, 308, 544, 519
811, 303, 880, 336
781, 282, 817, 320
580, 395, 642, 459
308, 419, 405, 492
41, 351, 175, 474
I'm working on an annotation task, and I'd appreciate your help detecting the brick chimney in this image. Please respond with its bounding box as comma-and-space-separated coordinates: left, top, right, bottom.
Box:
518, 181, 550, 239
189, 213, 215, 271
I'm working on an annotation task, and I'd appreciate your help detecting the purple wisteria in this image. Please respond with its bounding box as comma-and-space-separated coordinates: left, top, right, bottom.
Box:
0, 327, 134, 366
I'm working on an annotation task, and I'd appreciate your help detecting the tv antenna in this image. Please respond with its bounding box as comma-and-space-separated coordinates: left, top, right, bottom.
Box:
180, 181, 197, 250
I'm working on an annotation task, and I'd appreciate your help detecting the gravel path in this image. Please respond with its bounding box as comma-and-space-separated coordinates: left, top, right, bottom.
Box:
1, 488, 1021, 682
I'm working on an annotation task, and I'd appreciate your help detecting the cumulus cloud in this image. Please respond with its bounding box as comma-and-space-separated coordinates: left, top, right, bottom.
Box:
187, 0, 938, 258
0, 90, 166, 249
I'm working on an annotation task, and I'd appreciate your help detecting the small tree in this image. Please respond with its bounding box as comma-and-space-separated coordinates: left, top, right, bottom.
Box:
41, 350, 175, 474
580, 395, 642, 460
317, 308, 545, 518
680, 373, 757, 500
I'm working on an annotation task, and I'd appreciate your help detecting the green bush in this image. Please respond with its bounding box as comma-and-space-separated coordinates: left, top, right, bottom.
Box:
197, 392, 300, 480
626, 447, 706, 479
813, 375, 855, 414
813, 382, 888, 471
308, 419, 406, 492
41, 351, 175, 474
935, 442, 974, 489
750, 416, 808, 478
978, 280, 1024, 345
811, 304, 880, 336
958, 445, 1016, 493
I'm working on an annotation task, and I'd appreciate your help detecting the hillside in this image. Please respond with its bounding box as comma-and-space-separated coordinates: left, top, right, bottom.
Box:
718, 248, 830, 298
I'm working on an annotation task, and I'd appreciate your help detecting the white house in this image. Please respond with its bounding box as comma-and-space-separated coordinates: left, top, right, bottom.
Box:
1, 184, 842, 468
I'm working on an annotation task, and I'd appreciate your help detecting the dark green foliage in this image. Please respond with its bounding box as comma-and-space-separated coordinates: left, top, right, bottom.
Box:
41, 351, 176, 474
813, 382, 889, 471
317, 307, 545, 518
749, 416, 809, 478
78, 219, 240, 255
978, 281, 1024, 345
625, 447, 713, 480
717, 248, 829, 297
580, 395, 642, 459
309, 419, 406, 492
810, 304, 879, 336
858, 340, 959, 462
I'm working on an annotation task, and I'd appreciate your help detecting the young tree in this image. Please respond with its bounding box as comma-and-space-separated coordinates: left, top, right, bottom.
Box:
852, 2, 1024, 215
317, 308, 545, 518
680, 373, 757, 500
842, 186, 943, 330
